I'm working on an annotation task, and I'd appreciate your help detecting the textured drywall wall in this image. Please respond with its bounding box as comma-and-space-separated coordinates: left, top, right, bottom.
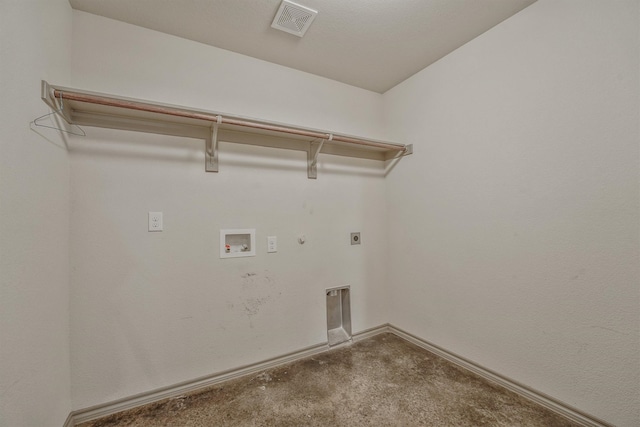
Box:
0, 0, 72, 425
69, 11, 388, 410
383, 1, 639, 426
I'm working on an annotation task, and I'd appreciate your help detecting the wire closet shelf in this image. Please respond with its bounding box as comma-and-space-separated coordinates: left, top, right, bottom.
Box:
38, 81, 412, 178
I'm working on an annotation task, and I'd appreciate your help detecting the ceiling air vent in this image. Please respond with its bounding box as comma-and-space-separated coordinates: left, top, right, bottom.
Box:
271, 0, 318, 37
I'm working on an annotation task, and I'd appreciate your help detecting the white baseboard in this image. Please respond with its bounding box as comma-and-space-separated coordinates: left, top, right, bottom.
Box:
62, 412, 74, 427
68, 325, 389, 425
386, 325, 613, 427
66, 323, 610, 427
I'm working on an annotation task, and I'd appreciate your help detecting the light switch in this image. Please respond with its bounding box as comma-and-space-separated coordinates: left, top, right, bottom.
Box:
267, 236, 277, 253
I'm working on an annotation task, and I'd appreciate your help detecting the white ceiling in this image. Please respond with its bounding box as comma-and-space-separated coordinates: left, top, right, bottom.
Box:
68, 0, 537, 93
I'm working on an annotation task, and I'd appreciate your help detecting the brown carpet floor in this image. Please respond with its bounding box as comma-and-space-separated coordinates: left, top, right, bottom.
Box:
78, 333, 580, 426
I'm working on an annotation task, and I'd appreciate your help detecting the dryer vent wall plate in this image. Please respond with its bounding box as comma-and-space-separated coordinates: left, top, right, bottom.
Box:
271, 0, 318, 37
326, 286, 351, 346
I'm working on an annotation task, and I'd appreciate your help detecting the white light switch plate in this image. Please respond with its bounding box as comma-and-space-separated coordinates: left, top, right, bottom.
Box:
148, 212, 163, 231
267, 236, 277, 253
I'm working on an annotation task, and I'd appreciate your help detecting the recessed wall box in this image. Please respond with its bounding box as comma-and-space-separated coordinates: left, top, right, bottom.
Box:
326, 286, 351, 346
220, 229, 256, 258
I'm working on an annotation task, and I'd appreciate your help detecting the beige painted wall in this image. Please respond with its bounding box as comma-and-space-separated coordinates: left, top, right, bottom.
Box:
383, 1, 639, 426
0, 0, 73, 426
69, 11, 389, 410
2, 2, 637, 425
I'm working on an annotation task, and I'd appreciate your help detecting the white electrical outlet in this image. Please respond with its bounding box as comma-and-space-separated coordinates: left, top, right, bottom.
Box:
267, 236, 277, 253
148, 212, 163, 232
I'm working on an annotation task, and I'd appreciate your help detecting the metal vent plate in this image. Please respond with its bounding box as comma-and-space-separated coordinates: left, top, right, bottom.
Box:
271, 0, 318, 37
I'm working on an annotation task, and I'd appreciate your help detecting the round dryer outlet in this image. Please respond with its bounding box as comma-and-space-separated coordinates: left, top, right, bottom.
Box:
350, 232, 361, 245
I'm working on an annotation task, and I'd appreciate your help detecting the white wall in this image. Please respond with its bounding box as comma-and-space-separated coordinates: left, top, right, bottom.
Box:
0, 0, 72, 426
9, 2, 631, 423
383, 1, 639, 426
69, 11, 388, 410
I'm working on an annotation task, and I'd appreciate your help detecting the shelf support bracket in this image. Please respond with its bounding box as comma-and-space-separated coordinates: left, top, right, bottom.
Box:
206, 115, 221, 172
308, 134, 329, 179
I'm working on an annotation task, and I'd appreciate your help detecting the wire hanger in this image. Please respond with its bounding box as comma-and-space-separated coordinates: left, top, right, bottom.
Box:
31, 92, 86, 136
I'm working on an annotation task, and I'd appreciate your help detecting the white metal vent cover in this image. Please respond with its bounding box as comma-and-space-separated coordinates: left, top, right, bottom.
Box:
271, 0, 318, 37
